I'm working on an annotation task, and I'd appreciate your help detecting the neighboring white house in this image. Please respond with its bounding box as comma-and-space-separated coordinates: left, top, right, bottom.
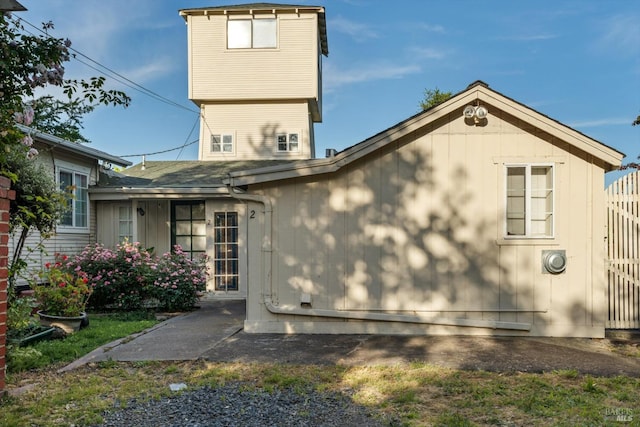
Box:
92, 3, 625, 337
10, 127, 130, 280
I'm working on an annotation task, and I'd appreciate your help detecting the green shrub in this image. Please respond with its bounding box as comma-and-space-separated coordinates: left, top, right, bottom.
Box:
65, 242, 154, 310
64, 243, 208, 312
149, 246, 208, 311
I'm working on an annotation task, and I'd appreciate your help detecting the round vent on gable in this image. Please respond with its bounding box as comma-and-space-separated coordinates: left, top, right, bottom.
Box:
542, 250, 567, 274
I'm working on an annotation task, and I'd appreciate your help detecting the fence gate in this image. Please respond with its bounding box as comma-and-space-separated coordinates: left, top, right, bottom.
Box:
606, 171, 640, 329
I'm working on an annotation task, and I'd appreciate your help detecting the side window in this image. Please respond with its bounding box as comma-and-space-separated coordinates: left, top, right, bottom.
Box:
58, 167, 89, 229
228, 18, 276, 49
506, 164, 554, 238
211, 134, 234, 153
276, 133, 299, 152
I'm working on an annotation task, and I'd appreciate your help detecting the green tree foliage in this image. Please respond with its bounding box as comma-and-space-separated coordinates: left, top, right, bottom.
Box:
6, 147, 67, 282
633, 115, 639, 126
0, 12, 130, 283
1, 14, 131, 172
419, 87, 453, 111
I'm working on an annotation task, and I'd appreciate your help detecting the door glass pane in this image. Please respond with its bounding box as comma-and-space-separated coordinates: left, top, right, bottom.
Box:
192, 221, 206, 235
192, 203, 205, 220
176, 222, 191, 235
175, 205, 191, 220
192, 236, 206, 252
176, 236, 191, 251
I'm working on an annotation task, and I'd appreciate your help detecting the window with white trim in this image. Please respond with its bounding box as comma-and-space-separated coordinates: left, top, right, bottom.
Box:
228, 18, 276, 49
58, 167, 89, 229
211, 134, 234, 153
276, 133, 299, 152
506, 164, 554, 237
118, 206, 133, 243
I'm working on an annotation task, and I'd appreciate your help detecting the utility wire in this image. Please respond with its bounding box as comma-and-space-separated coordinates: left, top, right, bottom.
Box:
14, 15, 203, 159
119, 139, 199, 158
16, 16, 199, 114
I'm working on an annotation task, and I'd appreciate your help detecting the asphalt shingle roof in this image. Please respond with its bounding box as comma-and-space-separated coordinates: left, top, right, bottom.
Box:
98, 160, 296, 189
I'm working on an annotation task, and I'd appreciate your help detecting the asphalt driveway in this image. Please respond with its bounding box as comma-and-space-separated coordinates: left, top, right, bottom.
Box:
62, 300, 640, 377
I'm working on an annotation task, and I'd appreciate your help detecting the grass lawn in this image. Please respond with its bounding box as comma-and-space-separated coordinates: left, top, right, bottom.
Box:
2, 361, 639, 426
1, 315, 639, 426
5, 311, 159, 373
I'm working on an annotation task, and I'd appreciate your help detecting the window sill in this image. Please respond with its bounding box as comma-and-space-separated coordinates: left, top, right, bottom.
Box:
56, 227, 90, 235
496, 237, 559, 246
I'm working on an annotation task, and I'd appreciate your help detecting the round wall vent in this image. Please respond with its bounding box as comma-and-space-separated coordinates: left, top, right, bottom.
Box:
542, 250, 567, 274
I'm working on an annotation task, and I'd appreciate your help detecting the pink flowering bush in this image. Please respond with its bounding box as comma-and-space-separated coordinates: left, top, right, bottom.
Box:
149, 246, 208, 311
65, 242, 153, 310
65, 242, 208, 311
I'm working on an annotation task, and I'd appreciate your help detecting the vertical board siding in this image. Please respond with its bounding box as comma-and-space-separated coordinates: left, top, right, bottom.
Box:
606, 171, 640, 329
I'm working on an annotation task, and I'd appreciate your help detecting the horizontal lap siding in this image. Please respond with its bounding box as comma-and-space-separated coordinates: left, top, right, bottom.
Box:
200, 102, 312, 160
189, 14, 319, 101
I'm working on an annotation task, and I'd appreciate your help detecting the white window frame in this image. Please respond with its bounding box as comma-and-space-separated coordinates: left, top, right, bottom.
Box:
276, 132, 300, 153
210, 133, 234, 154
227, 18, 277, 49
55, 161, 90, 232
117, 205, 133, 243
504, 163, 555, 239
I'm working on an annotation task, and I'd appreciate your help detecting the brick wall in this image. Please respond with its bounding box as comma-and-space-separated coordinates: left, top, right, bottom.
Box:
0, 176, 16, 396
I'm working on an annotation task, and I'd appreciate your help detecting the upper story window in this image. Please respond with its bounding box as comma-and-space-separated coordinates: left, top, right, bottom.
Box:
211, 134, 234, 153
228, 18, 276, 49
506, 164, 554, 238
276, 133, 299, 152
57, 163, 89, 230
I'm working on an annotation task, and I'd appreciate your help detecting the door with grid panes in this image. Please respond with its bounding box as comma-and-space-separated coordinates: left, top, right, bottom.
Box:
212, 212, 239, 292
171, 201, 206, 260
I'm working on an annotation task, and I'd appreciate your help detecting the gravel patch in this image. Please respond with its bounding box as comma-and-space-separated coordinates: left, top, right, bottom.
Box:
95, 383, 389, 427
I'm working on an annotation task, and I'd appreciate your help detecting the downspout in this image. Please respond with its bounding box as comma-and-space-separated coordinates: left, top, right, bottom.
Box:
226, 183, 531, 331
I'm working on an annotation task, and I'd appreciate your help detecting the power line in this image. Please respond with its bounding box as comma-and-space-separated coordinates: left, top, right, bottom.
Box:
15, 16, 199, 115
119, 139, 199, 158
13, 15, 203, 160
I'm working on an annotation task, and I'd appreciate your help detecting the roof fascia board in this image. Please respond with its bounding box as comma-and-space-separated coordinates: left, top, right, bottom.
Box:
89, 187, 229, 200
18, 124, 131, 167
470, 86, 624, 168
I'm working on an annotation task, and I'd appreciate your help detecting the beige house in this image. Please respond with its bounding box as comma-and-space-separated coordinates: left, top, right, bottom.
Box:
93, 3, 624, 337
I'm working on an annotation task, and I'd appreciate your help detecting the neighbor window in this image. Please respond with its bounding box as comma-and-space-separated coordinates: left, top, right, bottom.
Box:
171, 201, 206, 260
276, 133, 299, 152
211, 134, 234, 153
228, 18, 276, 49
506, 165, 554, 237
213, 212, 239, 291
58, 167, 88, 229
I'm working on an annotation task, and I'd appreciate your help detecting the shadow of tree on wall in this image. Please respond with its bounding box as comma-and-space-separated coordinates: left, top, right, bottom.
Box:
263, 112, 552, 335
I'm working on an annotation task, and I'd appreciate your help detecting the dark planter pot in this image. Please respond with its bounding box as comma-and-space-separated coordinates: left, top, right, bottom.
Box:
37, 311, 87, 334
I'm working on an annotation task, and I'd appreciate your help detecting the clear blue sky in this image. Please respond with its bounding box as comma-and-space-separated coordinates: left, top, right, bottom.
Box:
17, 1, 640, 184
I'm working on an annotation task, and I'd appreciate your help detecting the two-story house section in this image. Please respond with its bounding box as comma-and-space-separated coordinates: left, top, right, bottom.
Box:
180, 4, 329, 161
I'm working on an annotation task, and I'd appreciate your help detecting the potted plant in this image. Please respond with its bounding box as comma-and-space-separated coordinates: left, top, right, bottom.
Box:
7, 286, 56, 346
33, 257, 92, 334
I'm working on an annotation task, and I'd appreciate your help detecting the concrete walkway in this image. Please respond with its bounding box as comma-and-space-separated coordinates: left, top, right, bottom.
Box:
61, 300, 640, 377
